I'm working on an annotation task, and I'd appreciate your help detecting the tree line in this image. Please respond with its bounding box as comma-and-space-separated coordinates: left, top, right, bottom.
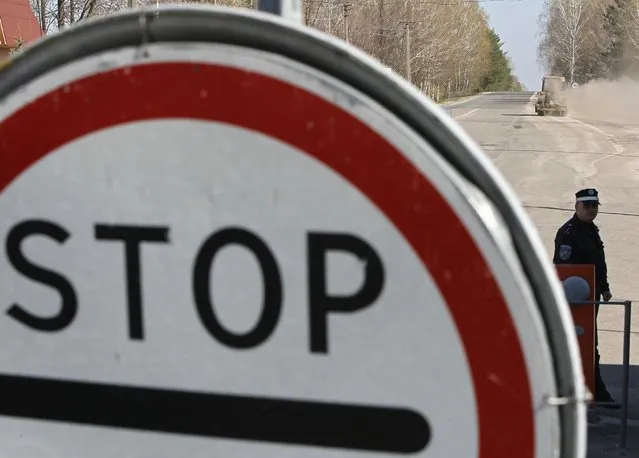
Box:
29, 0, 523, 100
302, 0, 522, 99
538, 0, 639, 83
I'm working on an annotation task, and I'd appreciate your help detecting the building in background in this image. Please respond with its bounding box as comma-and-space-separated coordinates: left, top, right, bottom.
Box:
0, 0, 43, 59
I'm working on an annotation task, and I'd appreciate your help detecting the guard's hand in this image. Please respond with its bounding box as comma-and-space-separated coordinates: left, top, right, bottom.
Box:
602, 291, 612, 302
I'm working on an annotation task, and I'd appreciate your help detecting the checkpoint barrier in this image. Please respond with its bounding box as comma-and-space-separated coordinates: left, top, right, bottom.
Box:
557, 264, 633, 450
569, 299, 633, 450
556, 264, 596, 394
0, 2, 588, 458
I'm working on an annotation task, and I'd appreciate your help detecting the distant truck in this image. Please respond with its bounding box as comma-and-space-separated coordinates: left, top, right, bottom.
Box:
535, 76, 568, 116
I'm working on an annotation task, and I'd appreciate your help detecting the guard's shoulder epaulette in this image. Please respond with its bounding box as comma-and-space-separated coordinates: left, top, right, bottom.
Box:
559, 221, 573, 236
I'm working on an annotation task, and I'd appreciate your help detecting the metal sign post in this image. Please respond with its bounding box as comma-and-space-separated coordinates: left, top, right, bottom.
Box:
256, 0, 302, 23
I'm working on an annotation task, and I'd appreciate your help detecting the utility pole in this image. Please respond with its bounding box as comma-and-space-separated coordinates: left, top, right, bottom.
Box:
128, 0, 137, 8
378, 0, 384, 51
403, 0, 412, 84
343, 3, 352, 45
404, 22, 411, 83
56, 0, 64, 30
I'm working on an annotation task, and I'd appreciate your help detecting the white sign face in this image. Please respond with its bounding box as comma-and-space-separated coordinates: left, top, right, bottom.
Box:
0, 42, 559, 458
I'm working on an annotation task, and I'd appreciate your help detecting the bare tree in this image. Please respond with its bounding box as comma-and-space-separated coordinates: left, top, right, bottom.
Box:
27, 0, 506, 102
321, 0, 498, 101
550, 0, 589, 82
30, 0, 125, 32
618, 0, 639, 56
538, 0, 609, 82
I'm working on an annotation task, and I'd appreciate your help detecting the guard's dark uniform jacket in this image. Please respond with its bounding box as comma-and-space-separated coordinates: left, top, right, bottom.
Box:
553, 213, 610, 296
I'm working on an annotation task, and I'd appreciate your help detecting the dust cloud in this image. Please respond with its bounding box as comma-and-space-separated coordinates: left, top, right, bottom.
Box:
564, 76, 639, 126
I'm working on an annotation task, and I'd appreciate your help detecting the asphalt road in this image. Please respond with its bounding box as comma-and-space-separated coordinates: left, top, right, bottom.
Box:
449, 91, 639, 457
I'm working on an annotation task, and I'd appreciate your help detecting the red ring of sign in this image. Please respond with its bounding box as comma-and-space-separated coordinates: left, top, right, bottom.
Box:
0, 62, 535, 458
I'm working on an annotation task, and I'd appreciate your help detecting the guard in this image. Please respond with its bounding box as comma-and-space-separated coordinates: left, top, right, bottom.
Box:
553, 188, 618, 407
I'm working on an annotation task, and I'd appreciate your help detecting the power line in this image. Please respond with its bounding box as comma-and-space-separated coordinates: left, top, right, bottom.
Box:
523, 205, 639, 218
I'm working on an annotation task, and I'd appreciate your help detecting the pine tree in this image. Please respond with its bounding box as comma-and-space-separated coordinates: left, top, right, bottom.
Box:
481, 29, 518, 91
